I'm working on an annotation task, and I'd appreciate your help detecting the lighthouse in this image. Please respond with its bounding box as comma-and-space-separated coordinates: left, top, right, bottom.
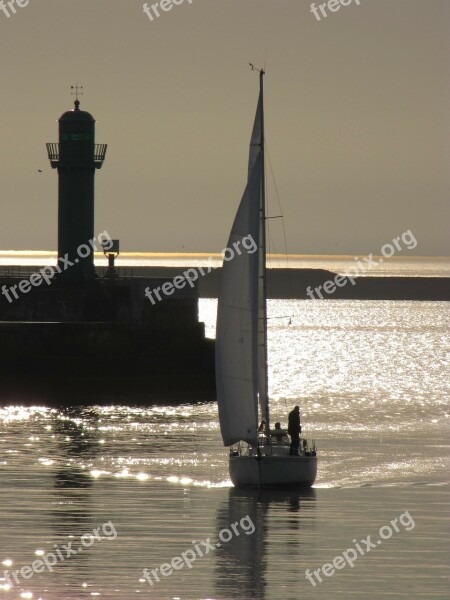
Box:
47, 92, 107, 281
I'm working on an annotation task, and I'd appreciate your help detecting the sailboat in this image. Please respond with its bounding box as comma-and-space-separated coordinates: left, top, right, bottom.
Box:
215, 68, 318, 488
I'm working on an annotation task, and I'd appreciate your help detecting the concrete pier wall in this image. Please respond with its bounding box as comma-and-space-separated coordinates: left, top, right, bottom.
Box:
0, 274, 215, 404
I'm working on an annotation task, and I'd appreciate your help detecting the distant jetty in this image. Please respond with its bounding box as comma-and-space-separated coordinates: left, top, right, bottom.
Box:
89, 266, 449, 301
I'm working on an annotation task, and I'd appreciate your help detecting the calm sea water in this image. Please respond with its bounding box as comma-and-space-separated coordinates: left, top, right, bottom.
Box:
0, 300, 449, 599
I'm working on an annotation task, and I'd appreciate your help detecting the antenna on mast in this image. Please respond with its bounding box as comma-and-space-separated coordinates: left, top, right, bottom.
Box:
249, 63, 265, 75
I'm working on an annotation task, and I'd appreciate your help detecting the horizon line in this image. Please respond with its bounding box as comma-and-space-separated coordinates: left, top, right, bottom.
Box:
0, 250, 449, 260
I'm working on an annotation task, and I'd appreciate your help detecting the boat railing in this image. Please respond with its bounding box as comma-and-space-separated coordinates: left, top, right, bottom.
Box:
230, 437, 317, 457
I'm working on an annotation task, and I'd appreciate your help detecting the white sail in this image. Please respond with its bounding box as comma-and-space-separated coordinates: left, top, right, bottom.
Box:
216, 157, 262, 445
216, 101, 263, 445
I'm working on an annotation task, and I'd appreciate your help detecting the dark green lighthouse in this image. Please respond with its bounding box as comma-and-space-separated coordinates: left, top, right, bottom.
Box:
47, 93, 107, 281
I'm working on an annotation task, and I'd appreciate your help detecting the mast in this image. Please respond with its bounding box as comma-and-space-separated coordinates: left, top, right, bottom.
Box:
259, 69, 270, 436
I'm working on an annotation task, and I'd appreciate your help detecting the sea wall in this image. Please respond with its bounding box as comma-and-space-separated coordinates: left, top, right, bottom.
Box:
0, 274, 215, 403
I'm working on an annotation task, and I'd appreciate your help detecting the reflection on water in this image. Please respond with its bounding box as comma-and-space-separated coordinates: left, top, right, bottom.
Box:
50, 411, 100, 582
51, 408, 98, 541
215, 489, 269, 600
214, 489, 317, 600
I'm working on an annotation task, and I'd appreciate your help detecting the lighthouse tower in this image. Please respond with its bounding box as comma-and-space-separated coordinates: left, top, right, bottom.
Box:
47, 93, 107, 281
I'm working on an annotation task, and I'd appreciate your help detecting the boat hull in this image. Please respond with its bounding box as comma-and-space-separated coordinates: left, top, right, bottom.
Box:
229, 454, 317, 488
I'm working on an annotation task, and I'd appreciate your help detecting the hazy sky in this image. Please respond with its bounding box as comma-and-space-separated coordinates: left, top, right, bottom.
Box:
0, 0, 448, 255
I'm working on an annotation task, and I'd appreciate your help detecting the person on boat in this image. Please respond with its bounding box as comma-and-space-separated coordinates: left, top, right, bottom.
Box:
258, 419, 266, 432
270, 422, 289, 444
288, 406, 301, 455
